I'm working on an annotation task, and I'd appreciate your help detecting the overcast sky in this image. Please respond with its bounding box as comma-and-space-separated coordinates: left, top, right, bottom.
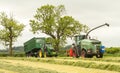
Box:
0, 0, 120, 48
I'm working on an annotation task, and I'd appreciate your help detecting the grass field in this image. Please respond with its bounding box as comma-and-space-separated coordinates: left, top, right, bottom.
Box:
0, 57, 120, 73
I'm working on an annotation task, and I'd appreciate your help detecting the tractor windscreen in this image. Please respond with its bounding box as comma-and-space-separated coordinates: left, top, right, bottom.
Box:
92, 42, 101, 44
74, 35, 86, 45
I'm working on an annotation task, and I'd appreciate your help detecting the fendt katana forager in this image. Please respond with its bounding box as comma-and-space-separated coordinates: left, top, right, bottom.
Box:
67, 23, 109, 58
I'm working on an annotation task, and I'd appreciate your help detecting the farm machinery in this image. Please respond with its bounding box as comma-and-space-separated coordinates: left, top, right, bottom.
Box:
67, 23, 109, 58
24, 37, 57, 57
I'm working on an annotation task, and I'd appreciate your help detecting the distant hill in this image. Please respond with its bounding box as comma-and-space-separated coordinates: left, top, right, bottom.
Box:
0, 46, 24, 52
13, 46, 24, 52
62, 45, 72, 50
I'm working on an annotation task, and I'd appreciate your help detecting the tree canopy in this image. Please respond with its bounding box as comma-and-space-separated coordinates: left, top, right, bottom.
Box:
30, 5, 89, 50
0, 12, 25, 56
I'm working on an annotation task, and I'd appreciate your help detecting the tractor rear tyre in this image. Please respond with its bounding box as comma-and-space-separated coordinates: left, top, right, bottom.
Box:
81, 50, 87, 58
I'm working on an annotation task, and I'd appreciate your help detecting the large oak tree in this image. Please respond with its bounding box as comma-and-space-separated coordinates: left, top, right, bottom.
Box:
0, 12, 25, 56
30, 5, 89, 51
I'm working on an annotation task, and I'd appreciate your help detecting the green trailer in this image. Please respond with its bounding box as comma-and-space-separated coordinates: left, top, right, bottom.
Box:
24, 37, 57, 57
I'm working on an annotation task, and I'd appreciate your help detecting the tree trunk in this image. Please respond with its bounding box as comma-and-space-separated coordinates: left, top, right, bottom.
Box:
9, 27, 13, 56
54, 44, 59, 51
9, 37, 13, 56
54, 39, 60, 52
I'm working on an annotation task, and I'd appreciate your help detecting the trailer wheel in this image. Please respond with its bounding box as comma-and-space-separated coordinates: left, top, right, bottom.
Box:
39, 50, 42, 58
81, 50, 87, 58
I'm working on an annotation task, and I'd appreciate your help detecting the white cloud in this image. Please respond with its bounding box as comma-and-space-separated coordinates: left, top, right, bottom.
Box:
0, 0, 120, 48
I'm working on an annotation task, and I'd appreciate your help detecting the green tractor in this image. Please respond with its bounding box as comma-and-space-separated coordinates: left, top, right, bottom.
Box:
24, 37, 57, 57
71, 23, 109, 58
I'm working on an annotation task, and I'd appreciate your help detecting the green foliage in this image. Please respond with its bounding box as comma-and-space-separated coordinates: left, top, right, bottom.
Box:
105, 47, 120, 54
30, 4, 88, 50
0, 12, 25, 41
82, 25, 90, 33
57, 49, 66, 57
0, 12, 25, 56
0, 53, 8, 57
0, 52, 25, 57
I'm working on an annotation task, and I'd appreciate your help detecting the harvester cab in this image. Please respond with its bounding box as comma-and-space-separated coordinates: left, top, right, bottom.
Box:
74, 35, 86, 45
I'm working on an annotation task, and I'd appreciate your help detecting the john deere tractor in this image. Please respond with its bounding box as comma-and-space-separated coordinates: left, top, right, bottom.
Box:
24, 37, 57, 57
71, 23, 109, 58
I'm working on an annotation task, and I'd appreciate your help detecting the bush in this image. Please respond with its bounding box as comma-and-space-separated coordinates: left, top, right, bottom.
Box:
105, 47, 120, 54
0, 53, 8, 57
0, 52, 25, 57
57, 50, 66, 57
13, 53, 25, 57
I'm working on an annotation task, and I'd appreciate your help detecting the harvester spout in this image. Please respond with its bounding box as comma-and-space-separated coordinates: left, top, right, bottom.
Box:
86, 23, 109, 38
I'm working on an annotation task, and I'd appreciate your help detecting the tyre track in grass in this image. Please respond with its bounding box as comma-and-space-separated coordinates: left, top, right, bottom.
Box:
0, 59, 119, 73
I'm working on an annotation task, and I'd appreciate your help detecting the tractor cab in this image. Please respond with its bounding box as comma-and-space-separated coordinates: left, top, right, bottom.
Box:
46, 43, 57, 57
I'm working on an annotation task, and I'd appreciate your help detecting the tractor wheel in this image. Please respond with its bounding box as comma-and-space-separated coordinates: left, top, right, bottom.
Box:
44, 52, 47, 58
81, 50, 87, 58
96, 53, 103, 58
87, 55, 93, 58
39, 50, 42, 58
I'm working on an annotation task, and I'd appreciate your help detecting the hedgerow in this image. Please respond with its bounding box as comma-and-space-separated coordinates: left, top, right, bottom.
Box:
105, 47, 120, 54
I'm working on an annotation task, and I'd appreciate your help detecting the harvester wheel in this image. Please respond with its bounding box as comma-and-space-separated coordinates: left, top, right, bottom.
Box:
81, 50, 87, 58
39, 50, 42, 58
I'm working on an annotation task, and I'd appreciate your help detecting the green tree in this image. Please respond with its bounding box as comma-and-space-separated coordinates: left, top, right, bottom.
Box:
82, 25, 90, 33
0, 12, 25, 56
30, 5, 88, 51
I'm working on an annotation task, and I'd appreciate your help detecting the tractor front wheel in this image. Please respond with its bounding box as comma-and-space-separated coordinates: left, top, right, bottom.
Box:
96, 53, 103, 58
39, 50, 42, 58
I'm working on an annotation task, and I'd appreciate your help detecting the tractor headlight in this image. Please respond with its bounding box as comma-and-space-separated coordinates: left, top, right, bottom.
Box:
87, 49, 92, 53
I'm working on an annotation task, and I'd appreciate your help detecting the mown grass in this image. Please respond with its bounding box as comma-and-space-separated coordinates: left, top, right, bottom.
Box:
1, 57, 120, 72
0, 60, 60, 73
37, 59, 120, 72
1, 56, 120, 63
57, 57, 120, 63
